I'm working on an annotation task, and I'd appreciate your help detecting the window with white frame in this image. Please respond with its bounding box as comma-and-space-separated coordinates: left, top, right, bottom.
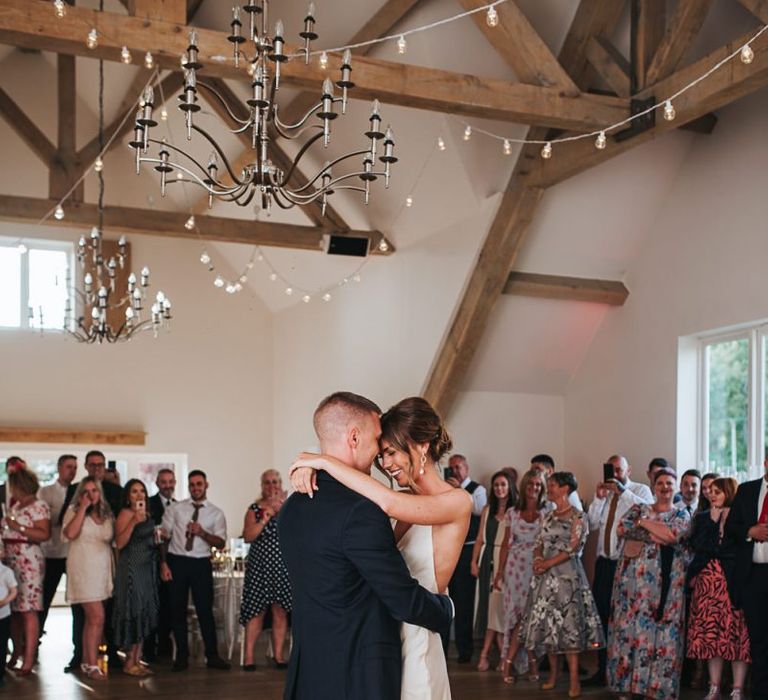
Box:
0, 238, 72, 330
697, 323, 768, 481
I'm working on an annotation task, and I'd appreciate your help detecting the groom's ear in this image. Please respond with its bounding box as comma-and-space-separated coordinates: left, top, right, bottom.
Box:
349, 425, 360, 448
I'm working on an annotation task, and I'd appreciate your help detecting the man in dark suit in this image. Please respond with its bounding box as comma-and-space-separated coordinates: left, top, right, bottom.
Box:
725, 459, 768, 700
279, 392, 453, 700
145, 468, 177, 661
59, 450, 122, 672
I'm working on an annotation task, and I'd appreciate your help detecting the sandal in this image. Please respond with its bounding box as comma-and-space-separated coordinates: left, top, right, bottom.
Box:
501, 659, 516, 684
123, 665, 145, 677
81, 664, 106, 681
477, 654, 490, 672
541, 679, 557, 690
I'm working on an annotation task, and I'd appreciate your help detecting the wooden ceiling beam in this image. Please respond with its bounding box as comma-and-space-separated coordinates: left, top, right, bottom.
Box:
0, 194, 393, 254
645, 0, 714, 85
458, 0, 578, 93
0, 426, 146, 446
423, 0, 627, 416
526, 23, 768, 188
631, 0, 666, 90
0, 0, 628, 130
503, 271, 629, 305
127, 0, 185, 24
50, 53, 83, 201
736, 0, 768, 24
586, 36, 631, 97
0, 86, 56, 165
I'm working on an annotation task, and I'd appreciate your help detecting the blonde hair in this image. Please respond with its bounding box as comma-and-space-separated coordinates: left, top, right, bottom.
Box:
70, 476, 112, 521
260, 469, 282, 500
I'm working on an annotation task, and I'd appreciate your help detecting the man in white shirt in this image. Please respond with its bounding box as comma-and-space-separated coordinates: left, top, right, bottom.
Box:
679, 469, 701, 514
445, 454, 487, 663
531, 453, 584, 511
37, 454, 77, 640
584, 454, 653, 687
160, 469, 229, 672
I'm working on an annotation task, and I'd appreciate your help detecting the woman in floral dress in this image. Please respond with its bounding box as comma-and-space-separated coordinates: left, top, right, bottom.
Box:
607, 468, 692, 700
494, 469, 545, 683
518, 472, 603, 698
2, 466, 51, 675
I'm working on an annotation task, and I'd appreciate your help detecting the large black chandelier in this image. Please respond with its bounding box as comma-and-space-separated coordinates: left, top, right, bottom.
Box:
129, 1, 398, 215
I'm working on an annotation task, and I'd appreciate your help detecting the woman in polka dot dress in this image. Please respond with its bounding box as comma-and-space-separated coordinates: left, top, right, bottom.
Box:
239, 469, 292, 671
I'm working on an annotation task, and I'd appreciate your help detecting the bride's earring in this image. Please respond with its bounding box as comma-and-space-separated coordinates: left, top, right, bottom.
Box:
419, 452, 426, 476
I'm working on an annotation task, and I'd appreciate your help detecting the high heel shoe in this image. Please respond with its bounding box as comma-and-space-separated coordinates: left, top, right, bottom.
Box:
501, 659, 515, 684
540, 680, 557, 690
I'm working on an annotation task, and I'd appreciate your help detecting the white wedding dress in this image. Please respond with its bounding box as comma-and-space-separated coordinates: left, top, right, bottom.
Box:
397, 524, 452, 700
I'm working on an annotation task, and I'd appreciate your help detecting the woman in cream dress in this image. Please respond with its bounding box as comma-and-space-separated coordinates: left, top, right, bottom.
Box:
292, 396, 472, 700
62, 476, 114, 680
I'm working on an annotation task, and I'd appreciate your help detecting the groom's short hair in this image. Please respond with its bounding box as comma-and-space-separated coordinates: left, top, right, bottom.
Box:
313, 391, 381, 443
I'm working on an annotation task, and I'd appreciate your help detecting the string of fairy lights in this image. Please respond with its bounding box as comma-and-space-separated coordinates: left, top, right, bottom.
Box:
34, 0, 767, 301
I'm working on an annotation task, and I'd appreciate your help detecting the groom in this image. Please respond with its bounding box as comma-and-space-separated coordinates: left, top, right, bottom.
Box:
279, 392, 453, 699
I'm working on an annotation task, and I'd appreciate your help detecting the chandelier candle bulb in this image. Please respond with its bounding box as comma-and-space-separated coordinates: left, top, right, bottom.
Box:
132, 287, 142, 310
741, 44, 754, 64
595, 131, 607, 150
87, 29, 98, 50
338, 49, 354, 113
541, 141, 553, 159
663, 99, 676, 121
228, 6, 244, 67
144, 52, 154, 69
300, 2, 318, 63
54, 205, 65, 220
140, 266, 150, 287
53, 0, 66, 18
397, 35, 407, 55
486, 5, 499, 27
127, 272, 136, 292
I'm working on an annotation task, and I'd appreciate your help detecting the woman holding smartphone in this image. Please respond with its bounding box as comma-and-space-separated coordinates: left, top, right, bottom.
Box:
62, 477, 114, 680
112, 479, 159, 676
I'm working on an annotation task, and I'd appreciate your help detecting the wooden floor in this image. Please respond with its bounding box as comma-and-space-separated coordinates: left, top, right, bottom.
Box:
4, 609, 706, 699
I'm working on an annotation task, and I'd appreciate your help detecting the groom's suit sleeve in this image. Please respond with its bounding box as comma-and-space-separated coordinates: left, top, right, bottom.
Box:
342, 498, 453, 633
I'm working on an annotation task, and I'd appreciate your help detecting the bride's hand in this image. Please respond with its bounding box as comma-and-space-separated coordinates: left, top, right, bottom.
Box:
291, 467, 318, 496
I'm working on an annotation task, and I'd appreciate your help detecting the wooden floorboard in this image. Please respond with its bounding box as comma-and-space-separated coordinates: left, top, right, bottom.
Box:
6, 609, 704, 699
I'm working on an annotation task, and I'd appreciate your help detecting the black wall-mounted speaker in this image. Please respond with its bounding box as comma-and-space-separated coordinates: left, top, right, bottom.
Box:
326, 234, 370, 257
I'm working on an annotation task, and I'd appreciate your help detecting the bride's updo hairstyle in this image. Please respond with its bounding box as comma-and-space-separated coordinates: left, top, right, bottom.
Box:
380, 397, 453, 464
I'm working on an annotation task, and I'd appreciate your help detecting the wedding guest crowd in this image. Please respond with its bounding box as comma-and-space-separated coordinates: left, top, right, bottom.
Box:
2, 452, 292, 683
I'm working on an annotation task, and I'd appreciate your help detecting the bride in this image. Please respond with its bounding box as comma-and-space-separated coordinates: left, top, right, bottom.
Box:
291, 396, 471, 700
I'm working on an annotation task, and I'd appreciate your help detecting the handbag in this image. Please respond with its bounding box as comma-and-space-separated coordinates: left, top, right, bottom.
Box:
623, 539, 644, 559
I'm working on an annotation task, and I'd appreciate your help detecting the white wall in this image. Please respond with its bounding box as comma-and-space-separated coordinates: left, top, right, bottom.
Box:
564, 88, 768, 491
449, 390, 565, 489
0, 223, 274, 530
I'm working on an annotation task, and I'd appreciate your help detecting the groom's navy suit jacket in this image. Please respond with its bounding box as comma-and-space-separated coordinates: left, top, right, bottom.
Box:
278, 472, 453, 700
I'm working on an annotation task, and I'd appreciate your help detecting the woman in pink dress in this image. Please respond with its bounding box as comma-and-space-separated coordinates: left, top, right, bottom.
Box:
494, 469, 546, 683
1, 466, 51, 675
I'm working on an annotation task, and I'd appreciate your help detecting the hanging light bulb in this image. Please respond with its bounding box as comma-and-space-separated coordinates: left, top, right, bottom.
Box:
200, 250, 211, 265
285, 287, 294, 296
503, 139, 512, 155
160, 107, 168, 121
663, 99, 676, 121
17, 243, 27, 254
595, 131, 607, 150
486, 5, 499, 27
397, 35, 407, 55
226, 283, 236, 294
120, 46, 132, 64
540, 141, 553, 159
234, 282, 243, 292
322, 292, 332, 302
353, 273, 361, 283
319, 51, 329, 69
269, 273, 278, 282
93, 156, 103, 172
255, 254, 263, 262
54, 204, 65, 220
378, 239, 389, 253
405, 195, 414, 207
53, 0, 66, 18
184, 215, 196, 230
437, 136, 446, 151
86, 29, 98, 50
302, 294, 311, 303
214, 275, 224, 288
740, 44, 754, 64
144, 52, 154, 69
463, 125, 472, 141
